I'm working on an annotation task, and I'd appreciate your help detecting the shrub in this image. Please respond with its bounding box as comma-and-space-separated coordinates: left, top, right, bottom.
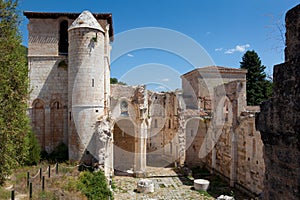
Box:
77, 170, 113, 200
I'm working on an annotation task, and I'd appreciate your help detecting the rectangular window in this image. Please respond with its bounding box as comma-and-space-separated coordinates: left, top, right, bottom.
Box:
92, 79, 94, 87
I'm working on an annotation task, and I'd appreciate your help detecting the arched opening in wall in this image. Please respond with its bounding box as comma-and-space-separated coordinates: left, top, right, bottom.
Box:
113, 119, 135, 174
185, 118, 206, 167
120, 101, 129, 117
59, 20, 68, 55
50, 101, 64, 152
32, 99, 45, 150
216, 96, 233, 126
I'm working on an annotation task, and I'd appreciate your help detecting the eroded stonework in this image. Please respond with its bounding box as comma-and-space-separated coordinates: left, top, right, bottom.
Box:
25, 10, 266, 195
257, 4, 300, 200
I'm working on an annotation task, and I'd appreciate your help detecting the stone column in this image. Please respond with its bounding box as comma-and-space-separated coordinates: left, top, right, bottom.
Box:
230, 130, 237, 187
44, 105, 51, 152
134, 120, 147, 177
63, 106, 68, 146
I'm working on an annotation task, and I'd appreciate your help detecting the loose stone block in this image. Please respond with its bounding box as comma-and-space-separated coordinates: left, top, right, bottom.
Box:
137, 179, 154, 193
193, 179, 210, 191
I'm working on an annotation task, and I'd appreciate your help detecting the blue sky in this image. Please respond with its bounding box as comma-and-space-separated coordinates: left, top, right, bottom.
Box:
18, 0, 299, 91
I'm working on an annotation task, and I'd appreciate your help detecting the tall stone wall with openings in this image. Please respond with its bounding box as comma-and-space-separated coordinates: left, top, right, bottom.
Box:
24, 12, 113, 165
27, 17, 69, 152
183, 77, 264, 195
147, 91, 180, 167
210, 80, 264, 195
257, 4, 300, 200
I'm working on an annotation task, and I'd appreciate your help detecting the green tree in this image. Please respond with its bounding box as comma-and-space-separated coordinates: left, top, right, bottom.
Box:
110, 77, 126, 85
240, 50, 272, 105
0, 0, 39, 184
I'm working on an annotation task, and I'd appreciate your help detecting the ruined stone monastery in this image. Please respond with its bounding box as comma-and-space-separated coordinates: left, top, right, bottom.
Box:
24, 4, 300, 199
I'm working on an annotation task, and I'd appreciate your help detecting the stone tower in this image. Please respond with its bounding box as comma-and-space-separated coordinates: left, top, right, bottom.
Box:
24, 11, 113, 171
68, 11, 111, 163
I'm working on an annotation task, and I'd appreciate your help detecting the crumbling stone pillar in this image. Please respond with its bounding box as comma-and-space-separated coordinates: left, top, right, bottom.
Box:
257, 4, 300, 200
134, 120, 147, 177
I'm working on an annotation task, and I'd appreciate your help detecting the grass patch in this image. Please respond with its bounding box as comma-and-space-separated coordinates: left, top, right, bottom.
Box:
0, 187, 11, 199
38, 191, 58, 200
198, 190, 213, 198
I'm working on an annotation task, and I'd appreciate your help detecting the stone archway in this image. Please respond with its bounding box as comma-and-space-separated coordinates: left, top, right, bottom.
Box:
113, 119, 136, 173
32, 99, 46, 150
50, 100, 64, 152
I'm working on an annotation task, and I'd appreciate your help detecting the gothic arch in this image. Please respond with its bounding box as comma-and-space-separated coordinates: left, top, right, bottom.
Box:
50, 100, 64, 151
32, 99, 45, 150
112, 119, 136, 173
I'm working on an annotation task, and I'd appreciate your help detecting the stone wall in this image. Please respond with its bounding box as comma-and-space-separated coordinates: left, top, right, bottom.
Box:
147, 91, 180, 167
110, 84, 147, 175
25, 12, 112, 163
257, 4, 300, 199
28, 56, 68, 152
235, 112, 264, 194
183, 79, 264, 195
181, 66, 247, 109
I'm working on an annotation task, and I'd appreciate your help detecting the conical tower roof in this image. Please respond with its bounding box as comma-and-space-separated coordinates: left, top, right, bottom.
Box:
68, 10, 104, 32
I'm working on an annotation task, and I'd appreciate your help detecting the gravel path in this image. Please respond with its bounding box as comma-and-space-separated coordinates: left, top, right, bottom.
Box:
113, 167, 214, 200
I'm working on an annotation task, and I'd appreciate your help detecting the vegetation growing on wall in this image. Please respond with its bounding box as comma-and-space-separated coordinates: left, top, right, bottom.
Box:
0, 0, 40, 184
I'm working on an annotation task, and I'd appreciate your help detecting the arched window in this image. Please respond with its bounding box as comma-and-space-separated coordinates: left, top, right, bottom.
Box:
59, 20, 68, 55
120, 101, 128, 116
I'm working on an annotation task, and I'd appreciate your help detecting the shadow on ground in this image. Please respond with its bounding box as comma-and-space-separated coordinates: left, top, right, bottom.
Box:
173, 166, 256, 199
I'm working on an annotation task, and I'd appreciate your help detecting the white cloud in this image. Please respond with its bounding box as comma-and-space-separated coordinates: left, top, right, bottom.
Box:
161, 78, 170, 82
127, 53, 134, 57
215, 48, 223, 51
225, 44, 250, 54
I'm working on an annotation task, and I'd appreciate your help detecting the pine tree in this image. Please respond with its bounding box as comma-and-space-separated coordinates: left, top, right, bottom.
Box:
240, 50, 272, 105
0, 0, 40, 184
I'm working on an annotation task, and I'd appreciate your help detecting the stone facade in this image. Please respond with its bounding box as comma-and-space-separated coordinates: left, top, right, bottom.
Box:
25, 10, 266, 195
182, 69, 264, 195
257, 4, 300, 200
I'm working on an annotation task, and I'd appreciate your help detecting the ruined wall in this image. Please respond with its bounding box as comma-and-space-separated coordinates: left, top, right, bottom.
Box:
187, 80, 265, 195
181, 66, 247, 110
185, 119, 208, 167
257, 4, 300, 199
110, 84, 147, 174
147, 91, 180, 167
236, 112, 264, 195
